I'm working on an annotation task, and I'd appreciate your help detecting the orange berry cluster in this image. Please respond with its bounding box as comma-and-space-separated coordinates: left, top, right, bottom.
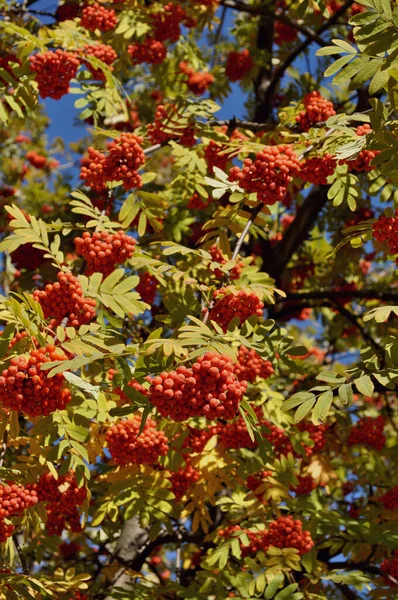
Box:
299, 155, 337, 185
187, 192, 211, 210
344, 124, 379, 172
128, 39, 167, 65
0, 483, 38, 519
80, 3, 117, 31
380, 556, 398, 586
82, 43, 117, 81
29, 50, 80, 100
108, 368, 149, 403
0, 520, 15, 543
347, 416, 386, 451
0, 345, 71, 416
208, 287, 264, 332
268, 515, 314, 555
182, 426, 214, 453
298, 422, 328, 457
80, 133, 146, 191
68, 592, 88, 600
136, 272, 158, 305
204, 140, 229, 173
266, 422, 295, 457
74, 230, 136, 277
170, 460, 199, 501
220, 415, 258, 450
106, 414, 169, 466
179, 62, 214, 95
296, 91, 336, 131
33, 271, 96, 327
37, 472, 87, 536
25, 151, 47, 169
229, 144, 300, 205
147, 104, 196, 146
225, 49, 254, 82
247, 470, 272, 494
233, 346, 274, 382
149, 351, 247, 421
379, 486, 398, 510
292, 475, 317, 495
209, 245, 243, 280
372, 210, 398, 257
151, 2, 193, 42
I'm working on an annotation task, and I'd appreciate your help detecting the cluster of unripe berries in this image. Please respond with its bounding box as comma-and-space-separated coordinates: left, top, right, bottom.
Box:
80, 133, 146, 191
106, 414, 169, 466
347, 416, 386, 451
147, 104, 196, 146
33, 271, 96, 327
207, 287, 264, 332
229, 144, 300, 205
225, 49, 254, 82
296, 91, 336, 131
379, 486, 398, 510
0, 345, 71, 416
149, 351, 247, 421
179, 62, 215, 96
372, 209, 398, 258
37, 472, 87, 536
136, 272, 158, 305
0, 483, 38, 541
74, 230, 136, 277
29, 50, 80, 100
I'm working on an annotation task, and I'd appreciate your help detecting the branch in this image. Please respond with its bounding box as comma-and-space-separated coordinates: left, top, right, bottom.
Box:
329, 561, 398, 587
330, 300, 382, 353
334, 582, 361, 600
208, 118, 275, 132
280, 289, 398, 302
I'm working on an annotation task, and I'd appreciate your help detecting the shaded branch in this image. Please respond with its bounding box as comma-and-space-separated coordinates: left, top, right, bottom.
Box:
280, 289, 398, 302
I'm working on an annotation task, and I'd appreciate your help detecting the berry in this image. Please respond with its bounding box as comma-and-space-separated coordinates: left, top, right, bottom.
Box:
229, 144, 300, 205
181, 426, 214, 453
187, 193, 211, 210
225, 49, 254, 82
268, 515, 314, 555
55, 2, 80, 22
10, 243, 45, 270
33, 271, 96, 327
149, 351, 247, 421
128, 39, 167, 65
74, 230, 136, 277
82, 43, 117, 81
0, 483, 38, 519
292, 475, 317, 495
179, 62, 214, 95
170, 460, 199, 500
220, 416, 258, 450
380, 557, 398, 586
347, 416, 386, 451
298, 422, 328, 457
136, 272, 158, 305
29, 50, 80, 100
299, 155, 336, 185
379, 486, 398, 510
204, 140, 229, 172
207, 287, 264, 332
247, 470, 273, 494
59, 541, 81, 560
25, 151, 47, 169
0, 345, 71, 416
274, 21, 298, 45
344, 124, 380, 172
79, 148, 108, 191
372, 210, 398, 256
233, 346, 274, 382
106, 414, 169, 466
296, 91, 336, 132
209, 245, 244, 280
0, 520, 14, 543
37, 471, 86, 536
80, 3, 117, 31
151, 2, 190, 42
147, 104, 196, 146
266, 423, 295, 457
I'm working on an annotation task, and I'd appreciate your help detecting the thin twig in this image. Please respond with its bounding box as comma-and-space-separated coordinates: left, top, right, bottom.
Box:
13, 535, 28, 573
0, 430, 8, 468
211, 5, 227, 68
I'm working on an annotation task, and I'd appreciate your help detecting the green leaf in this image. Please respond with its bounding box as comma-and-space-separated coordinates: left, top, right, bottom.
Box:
316, 371, 346, 383
338, 383, 354, 406
264, 573, 285, 598
282, 392, 316, 412
354, 374, 374, 396
312, 390, 334, 425
294, 397, 317, 423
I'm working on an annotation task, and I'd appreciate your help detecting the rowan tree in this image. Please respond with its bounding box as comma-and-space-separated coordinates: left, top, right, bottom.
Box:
0, 0, 397, 599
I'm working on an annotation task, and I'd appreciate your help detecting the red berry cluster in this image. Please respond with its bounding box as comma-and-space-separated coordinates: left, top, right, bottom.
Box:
108, 368, 150, 402
136, 272, 158, 305
33, 271, 96, 327
29, 50, 80, 100
204, 140, 229, 173
151, 2, 193, 42
380, 557, 398, 586
0, 520, 15, 543
0, 483, 38, 519
207, 287, 264, 332
181, 426, 214, 453
379, 486, 398, 510
37, 472, 87, 536
179, 62, 214, 95
147, 103, 196, 146
296, 91, 336, 132
149, 351, 247, 421
347, 416, 386, 451
268, 515, 314, 555
25, 151, 47, 169
0, 345, 71, 416
299, 155, 336, 185
106, 413, 169, 466
187, 192, 211, 210
10, 243, 45, 270
220, 416, 258, 450
80, 3, 117, 31
344, 124, 379, 172
170, 460, 199, 501
218, 523, 242, 538
233, 346, 274, 383
80, 133, 145, 191
74, 230, 136, 277
209, 245, 243, 280
68, 592, 88, 600
372, 210, 398, 257
0, 53, 21, 85
345, 206, 374, 228
82, 44, 117, 81
292, 475, 317, 495
247, 470, 273, 494
55, 2, 80, 22
298, 422, 328, 457
225, 49, 254, 82
229, 144, 300, 205
59, 541, 81, 560
128, 39, 166, 65
274, 21, 298, 45
266, 423, 295, 457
